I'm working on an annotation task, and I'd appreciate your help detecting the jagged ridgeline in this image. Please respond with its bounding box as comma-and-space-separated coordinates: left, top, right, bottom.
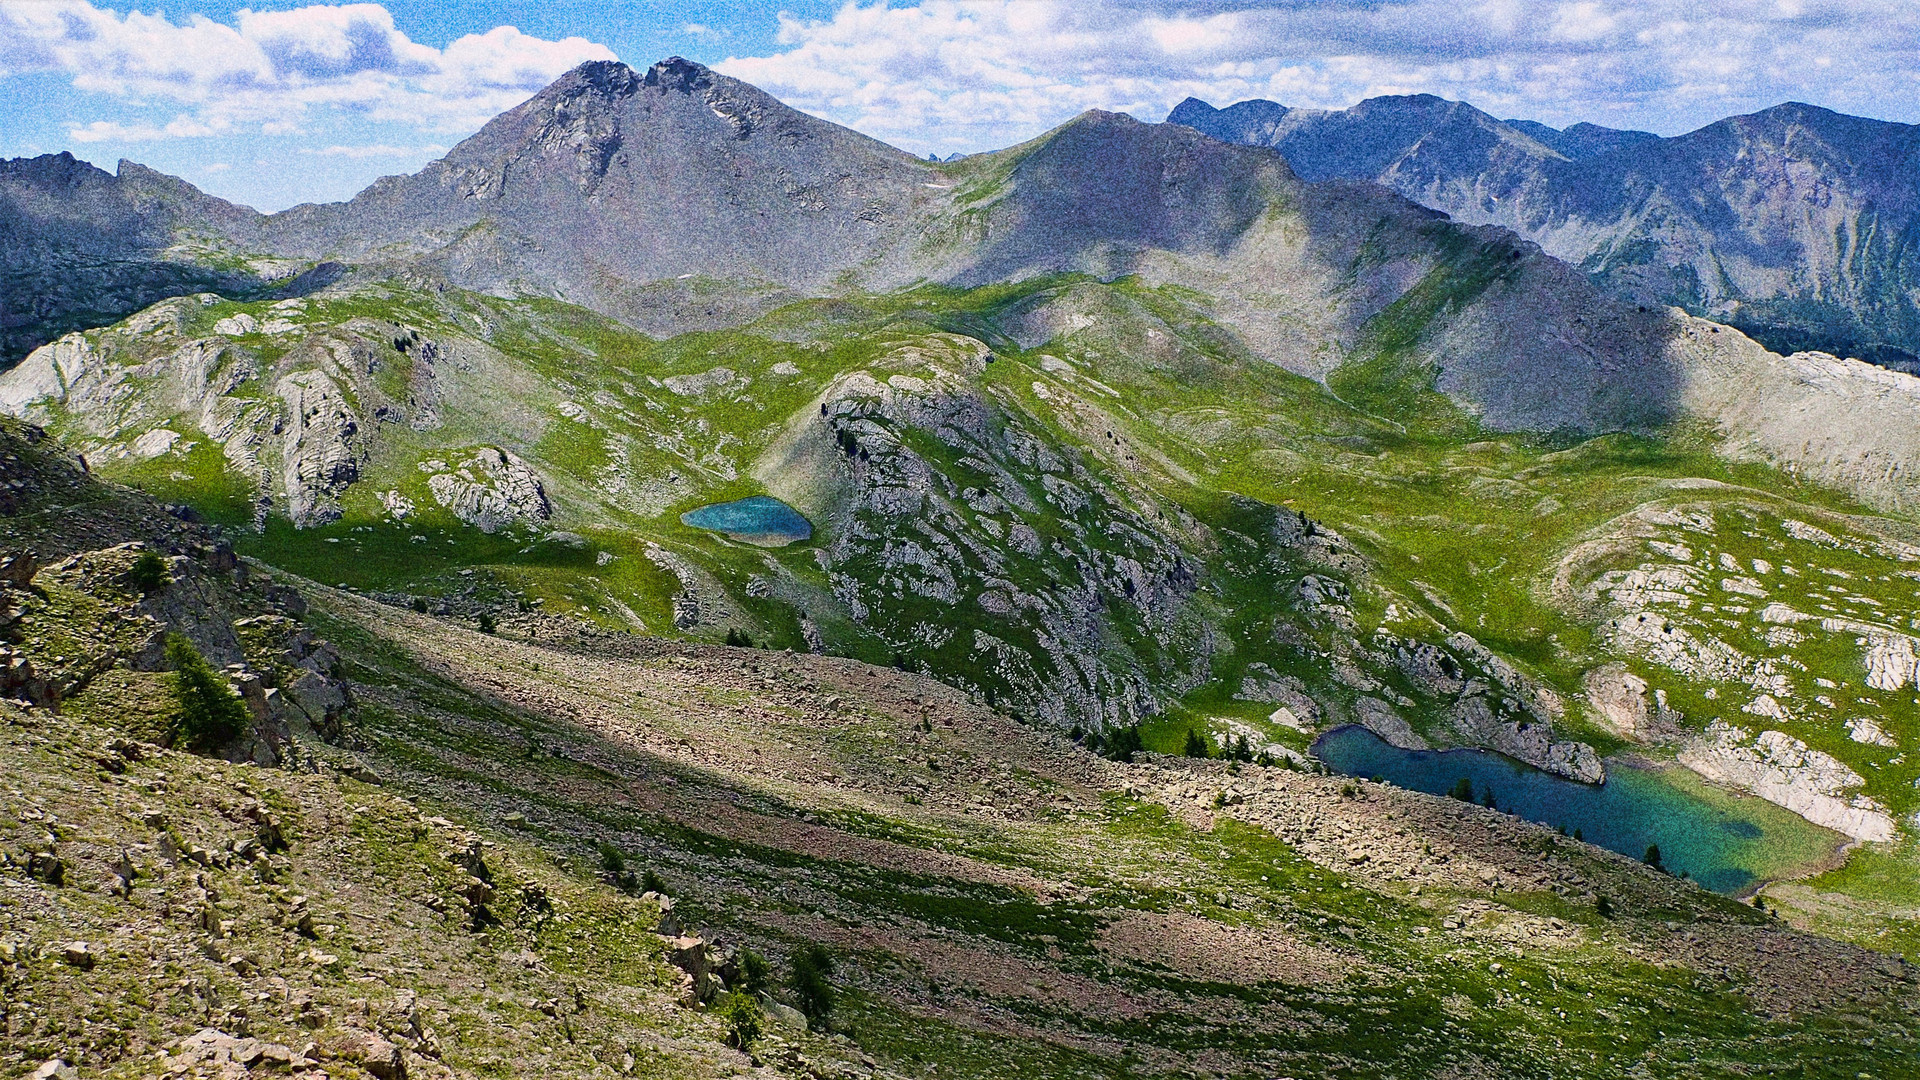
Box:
1169, 93, 1920, 370
7, 57, 1920, 838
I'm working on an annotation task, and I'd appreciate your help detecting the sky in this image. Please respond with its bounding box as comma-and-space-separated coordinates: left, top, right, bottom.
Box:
1, 0, 1915, 212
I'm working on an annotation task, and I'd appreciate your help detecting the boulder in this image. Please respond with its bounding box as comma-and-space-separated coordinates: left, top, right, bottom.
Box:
318, 1028, 406, 1079
1584, 664, 1651, 740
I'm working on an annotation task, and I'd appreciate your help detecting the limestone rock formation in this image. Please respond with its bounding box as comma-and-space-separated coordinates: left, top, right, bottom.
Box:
424, 449, 552, 533
1679, 722, 1896, 842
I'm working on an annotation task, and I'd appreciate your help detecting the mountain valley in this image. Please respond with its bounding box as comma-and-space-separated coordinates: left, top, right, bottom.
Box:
3, 54, 1920, 1079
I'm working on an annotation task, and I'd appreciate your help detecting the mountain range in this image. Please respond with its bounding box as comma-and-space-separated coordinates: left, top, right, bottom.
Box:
1169, 93, 1920, 369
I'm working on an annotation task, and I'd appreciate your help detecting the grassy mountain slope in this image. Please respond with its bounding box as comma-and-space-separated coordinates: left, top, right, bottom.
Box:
4, 424, 1917, 1078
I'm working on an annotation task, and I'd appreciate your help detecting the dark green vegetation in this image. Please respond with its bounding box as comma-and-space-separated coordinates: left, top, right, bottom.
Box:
164, 633, 250, 751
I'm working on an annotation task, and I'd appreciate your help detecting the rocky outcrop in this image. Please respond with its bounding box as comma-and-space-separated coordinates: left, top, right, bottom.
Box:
424, 449, 551, 533
1585, 663, 1655, 740
1679, 722, 1897, 842
277, 369, 361, 527
1353, 697, 1427, 750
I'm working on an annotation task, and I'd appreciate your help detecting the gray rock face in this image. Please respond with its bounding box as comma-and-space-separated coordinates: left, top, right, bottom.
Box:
1171, 95, 1920, 369
424, 448, 551, 532
277, 369, 361, 527
1679, 721, 1896, 842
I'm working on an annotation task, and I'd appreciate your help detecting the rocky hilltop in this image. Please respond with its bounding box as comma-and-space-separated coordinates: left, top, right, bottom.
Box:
1171, 94, 1920, 369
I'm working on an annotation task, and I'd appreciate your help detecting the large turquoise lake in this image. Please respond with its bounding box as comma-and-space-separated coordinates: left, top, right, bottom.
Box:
680, 496, 812, 547
1312, 725, 1843, 894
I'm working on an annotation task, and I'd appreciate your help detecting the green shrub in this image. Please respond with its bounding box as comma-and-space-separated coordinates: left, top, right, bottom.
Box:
476, 611, 496, 634
789, 944, 836, 1029
1596, 895, 1613, 918
1644, 844, 1664, 871
724, 627, 752, 647
165, 634, 250, 751
641, 868, 668, 896
714, 991, 761, 1049
598, 842, 638, 893
1449, 777, 1474, 802
128, 551, 170, 591
736, 948, 771, 997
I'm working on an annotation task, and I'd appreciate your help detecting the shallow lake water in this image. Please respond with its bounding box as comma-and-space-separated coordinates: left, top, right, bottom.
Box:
680, 496, 812, 546
1311, 725, 1844, 894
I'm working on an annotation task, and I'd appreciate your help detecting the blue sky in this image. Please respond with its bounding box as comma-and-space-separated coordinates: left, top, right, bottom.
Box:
3, 1, 1916, 212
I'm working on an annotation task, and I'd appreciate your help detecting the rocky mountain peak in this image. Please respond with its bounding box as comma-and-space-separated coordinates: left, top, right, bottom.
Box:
643, 55, 714, 94
548, 58, 644, 100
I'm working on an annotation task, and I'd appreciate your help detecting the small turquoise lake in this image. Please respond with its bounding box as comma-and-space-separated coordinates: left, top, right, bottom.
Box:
1312, 725, 1843, 894
680, 496, 813, 547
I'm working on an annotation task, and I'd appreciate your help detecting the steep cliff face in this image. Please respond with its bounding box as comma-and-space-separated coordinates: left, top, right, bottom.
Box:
1172, 95, 1920, 369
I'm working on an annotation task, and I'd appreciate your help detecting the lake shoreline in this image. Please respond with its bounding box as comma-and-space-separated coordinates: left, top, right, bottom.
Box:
1313, 724, 1851, 896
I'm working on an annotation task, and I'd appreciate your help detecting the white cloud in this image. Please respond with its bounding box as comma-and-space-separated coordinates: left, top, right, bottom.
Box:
2, 1, 615, 140
301, 143, 446, 158
714, 0, 1920, 155
68, 117, 226, 142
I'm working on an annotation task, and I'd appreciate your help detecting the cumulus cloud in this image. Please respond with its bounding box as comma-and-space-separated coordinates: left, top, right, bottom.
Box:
0, 1, 614, 141
715, 0, 1920, 155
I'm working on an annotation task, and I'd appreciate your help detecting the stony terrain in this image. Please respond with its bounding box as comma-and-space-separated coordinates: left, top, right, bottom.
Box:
4, 425, 1919, 1079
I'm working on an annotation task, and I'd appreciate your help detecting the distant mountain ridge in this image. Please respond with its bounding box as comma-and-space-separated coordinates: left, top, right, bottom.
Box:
0, 152, 330, 365
1169, 93, 1920, 368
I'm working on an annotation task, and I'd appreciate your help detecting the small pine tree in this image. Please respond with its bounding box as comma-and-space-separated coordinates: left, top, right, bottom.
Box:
789, 945, 836, 1030
1104, 725, 1144, 763
1480, 787, 1497, 810
1596, 895, 1613, 918
1573, 828, 1583, 841
1183, 727, 1209, 758
165, 634, 250, 751
598, 842, 639, 893
598, 842, 626, 876
1644, 844, 1664, 871
476, 611, 496, 634
128, 550, 170, 591
1449, 777, 1474, 802
641, 868, 668, 896
714, 990, 762, 1049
